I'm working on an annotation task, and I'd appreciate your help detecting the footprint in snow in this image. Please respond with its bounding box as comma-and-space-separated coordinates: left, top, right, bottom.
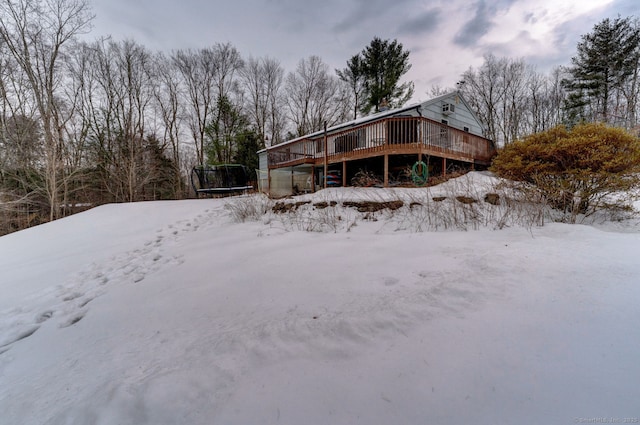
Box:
59, 312, 86, 328
62, 292, 84, 302
383, 277, 399, 286
78, 297, 93, 308
36, 310, 54, 323
0, 325, 41, 351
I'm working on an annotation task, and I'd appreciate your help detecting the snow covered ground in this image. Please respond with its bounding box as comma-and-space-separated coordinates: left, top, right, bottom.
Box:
1, 172, 639, 424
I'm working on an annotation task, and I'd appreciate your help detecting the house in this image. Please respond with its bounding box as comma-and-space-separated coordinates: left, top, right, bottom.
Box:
257, 91, 496, 197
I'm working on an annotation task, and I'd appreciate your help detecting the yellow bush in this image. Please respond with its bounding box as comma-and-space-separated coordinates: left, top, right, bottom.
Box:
490, 123, 640, 221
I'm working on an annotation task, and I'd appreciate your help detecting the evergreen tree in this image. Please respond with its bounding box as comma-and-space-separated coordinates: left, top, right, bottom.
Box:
233, 130, 261, 173
346, 37, 414, 115
564, 16, 640, 125
142, 135, 183, 200
205, 95, 247, 164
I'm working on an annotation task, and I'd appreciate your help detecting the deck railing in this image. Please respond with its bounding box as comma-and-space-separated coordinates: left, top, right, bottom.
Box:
267, 116, 496, 168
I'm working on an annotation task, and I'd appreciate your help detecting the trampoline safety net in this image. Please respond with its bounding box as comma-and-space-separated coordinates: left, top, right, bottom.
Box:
191, 164, 253, 195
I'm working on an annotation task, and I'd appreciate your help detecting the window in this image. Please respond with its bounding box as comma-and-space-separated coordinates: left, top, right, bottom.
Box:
442, 103, 455, 115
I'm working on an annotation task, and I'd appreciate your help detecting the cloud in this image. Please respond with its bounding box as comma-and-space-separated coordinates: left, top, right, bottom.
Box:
397, 8, 442, 36
610, 0, 638, 16
85, 0, 630, 104
482, 30, 540, 57
453, 0, 498, 47
332, 0, 415, 34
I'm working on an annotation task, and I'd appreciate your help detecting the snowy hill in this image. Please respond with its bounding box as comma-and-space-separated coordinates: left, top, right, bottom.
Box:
1, 173, 639, 424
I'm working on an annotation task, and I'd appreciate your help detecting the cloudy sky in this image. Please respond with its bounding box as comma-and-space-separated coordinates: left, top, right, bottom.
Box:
88, 0, 636, 102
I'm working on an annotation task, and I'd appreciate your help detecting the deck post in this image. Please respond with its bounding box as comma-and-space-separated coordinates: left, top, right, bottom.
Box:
342, 161, 347, 187
311, 166, 315, 192
323, 121, 328, 189
384, 154, 389, 187
442, 157, 447, 176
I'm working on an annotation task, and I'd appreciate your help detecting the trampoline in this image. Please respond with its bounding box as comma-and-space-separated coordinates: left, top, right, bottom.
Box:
191, 164, 253, 196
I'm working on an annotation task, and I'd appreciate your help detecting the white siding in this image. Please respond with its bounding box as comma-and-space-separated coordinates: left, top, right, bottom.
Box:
258, 151, 268, 172
257, 151, 269, 193
420, 94, 484, 136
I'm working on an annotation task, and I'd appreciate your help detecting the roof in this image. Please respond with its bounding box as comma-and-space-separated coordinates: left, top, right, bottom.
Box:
264, 91, 485, 151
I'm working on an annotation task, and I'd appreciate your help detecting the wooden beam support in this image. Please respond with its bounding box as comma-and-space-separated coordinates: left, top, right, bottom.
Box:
323, 122, 328, 189
384, 154, 389, 187
342, 161, 347, 187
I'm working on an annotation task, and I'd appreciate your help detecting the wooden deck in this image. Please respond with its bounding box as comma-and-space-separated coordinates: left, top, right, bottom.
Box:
267, 116, 496, 170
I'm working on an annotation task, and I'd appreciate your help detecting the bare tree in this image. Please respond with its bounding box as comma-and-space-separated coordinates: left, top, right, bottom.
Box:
172, 48, 217, 167
69, 38, 160, 202
240, 56, 285, 146
91, 39, 156, 202
0, 49, 41, 171
462, 54, 503, 144
462, 54, 562, 145
285, 55, 350, 137
336, 54, 365, 120
112, 40, 155, 201
0, 0, 93, 220
172, 43, 244, 167
207, 43, 244, 161
265, 58, 286, 145
526, 67, 567, 134
427, 85, 453, 98
212, 43, 244, 105
499, 59, 530, 144
66, 40, 100, 170
151, 52, 187, 197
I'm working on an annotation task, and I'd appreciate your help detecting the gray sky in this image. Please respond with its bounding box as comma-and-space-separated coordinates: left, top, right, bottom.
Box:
88, 0, 636, 102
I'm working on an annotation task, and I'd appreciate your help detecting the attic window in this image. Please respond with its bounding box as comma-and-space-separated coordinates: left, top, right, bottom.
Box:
442, 103, 455, 115
441, 119, 449, 125
464, 126, 469, 132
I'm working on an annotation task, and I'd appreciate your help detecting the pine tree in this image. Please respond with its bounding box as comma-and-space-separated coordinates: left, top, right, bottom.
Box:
345, 37, 414, 115
205, 95, 247, 164
564, 16, 640, 125
233, 130, 261, 173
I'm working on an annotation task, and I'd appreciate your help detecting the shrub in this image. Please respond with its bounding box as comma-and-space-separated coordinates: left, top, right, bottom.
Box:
225, 194, 272, 222
490, 123, 640, 222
